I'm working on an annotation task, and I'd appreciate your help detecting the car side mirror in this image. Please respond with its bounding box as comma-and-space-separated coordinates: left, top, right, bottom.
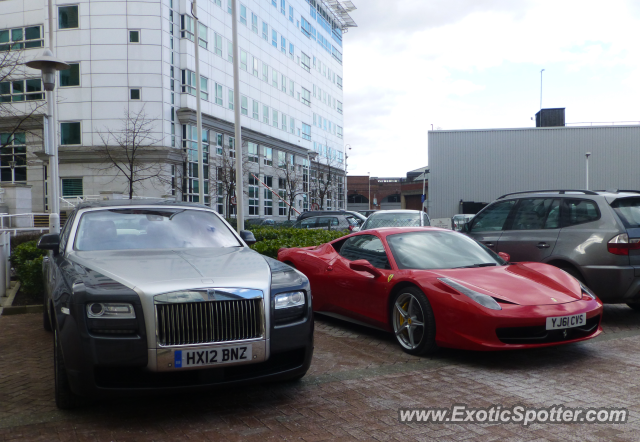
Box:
240, 230, 257, 246
462, 222, 471, 233
349, 259, 383, 278
498, 252, 510, 262
38, 233, 60, 255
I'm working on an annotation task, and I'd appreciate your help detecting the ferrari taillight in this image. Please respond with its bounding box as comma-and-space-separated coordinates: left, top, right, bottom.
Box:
607, 233, 640, 255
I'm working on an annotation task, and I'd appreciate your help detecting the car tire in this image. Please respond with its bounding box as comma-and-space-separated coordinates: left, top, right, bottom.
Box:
54, 325, 86, 409
391, 287, 437, 356
43, 296, 52, 332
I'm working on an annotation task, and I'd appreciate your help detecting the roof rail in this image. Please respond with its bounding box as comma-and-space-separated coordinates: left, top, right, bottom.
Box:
594, 189, 640, 194
497, 190, 599, 199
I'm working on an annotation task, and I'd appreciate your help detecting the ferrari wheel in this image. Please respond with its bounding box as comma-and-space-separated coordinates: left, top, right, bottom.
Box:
391, 288, 436, 355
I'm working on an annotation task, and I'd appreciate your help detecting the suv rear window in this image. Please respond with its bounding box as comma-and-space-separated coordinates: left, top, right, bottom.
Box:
562, 199, 600, 226
610, 197, 640, 228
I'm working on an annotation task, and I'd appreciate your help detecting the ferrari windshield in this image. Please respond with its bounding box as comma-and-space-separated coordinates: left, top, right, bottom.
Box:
387, 231, 505, 270
74, 208, 242, 251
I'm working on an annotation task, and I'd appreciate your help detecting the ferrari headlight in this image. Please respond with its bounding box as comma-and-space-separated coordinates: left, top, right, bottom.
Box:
86, 303, 136, 319
580, 283, 597, 300
274, 291, 305, 309
438, 278, 502, 311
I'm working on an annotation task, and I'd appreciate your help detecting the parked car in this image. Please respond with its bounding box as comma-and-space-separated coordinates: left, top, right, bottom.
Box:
292, 214, 360, 231
38, 200, 313, 409
452, 214, 475, 231
464, 189, 640, 307
297, 210, 366, 225
278, 227, 602, 354
358, 210, 380, 218
360, 210, 430, 230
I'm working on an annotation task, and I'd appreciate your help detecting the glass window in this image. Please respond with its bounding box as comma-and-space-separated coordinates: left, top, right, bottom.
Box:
263, 105, 269, 124
272, 109, 278, 127
0, 79, 43, 102
272, 29, 277, 47
301, 123, 311, 140
509, 198, 559, 230
0, 25, 43, 51
562, 199, 600, 227
59, 6, 79, 29
214, 33, 223, 56
198, 23, 207, 48
129, 30, 139, 43
240, 49, 247, 71
301, 88, 311, 106
240, 4, 247, 25
227, 40, 233, 62
387, 231, 504, 270
252, 100, 259, 119
262, 63, 268, 82
241, 95, 248, 116
611, 197, 640, 228
62, 178, 83, 197
470, 200, 516, 232
262, 22, 268, 40
74, 209, 241, 251
339, 235, 390, 269
228, 89, 233, 109
0, 133, 27, 183
251, 13, 258, 33
130, 88, 141, 100
215, 83, 223, 105
60, 122, 81, 145
59, 63, 80, 87
301, 52, 310, 72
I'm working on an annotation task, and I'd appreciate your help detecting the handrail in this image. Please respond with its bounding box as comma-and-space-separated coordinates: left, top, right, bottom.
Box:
497, 190, 599, 199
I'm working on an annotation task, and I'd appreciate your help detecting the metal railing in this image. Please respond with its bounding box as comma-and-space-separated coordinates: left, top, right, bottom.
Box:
0, 212, 50, 229
59, 195, 101, 209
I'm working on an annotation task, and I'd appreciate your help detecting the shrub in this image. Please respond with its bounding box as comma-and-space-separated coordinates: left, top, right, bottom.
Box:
9, 241, 46, 296
10, 232, 44, 250
250, 228, 346, 258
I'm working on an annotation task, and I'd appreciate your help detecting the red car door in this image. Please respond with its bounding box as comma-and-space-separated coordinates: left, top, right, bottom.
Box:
327, 234, 393, 328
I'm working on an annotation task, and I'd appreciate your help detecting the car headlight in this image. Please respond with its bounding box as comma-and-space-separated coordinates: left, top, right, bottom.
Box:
438, 277, 502, 310
275, 291, 305, 309
86, 303, 136, 319
580, 283, 597, 300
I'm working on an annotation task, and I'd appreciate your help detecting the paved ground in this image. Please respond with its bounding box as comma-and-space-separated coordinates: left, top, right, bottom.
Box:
2, 306, 640, 441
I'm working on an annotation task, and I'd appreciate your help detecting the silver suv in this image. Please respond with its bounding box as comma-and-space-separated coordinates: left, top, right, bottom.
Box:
464, 190, 640, 307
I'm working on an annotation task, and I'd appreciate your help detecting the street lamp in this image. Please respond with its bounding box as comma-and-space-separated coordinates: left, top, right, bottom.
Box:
585, 152, 591, 190
368, 171, 371, 210
25, 49, 70, 234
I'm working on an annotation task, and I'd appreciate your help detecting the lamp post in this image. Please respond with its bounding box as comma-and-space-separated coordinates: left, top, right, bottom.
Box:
25, 50, 69, 234
540, 69, 545, 112
585, 152, 591, 190
368, 171, 371, 210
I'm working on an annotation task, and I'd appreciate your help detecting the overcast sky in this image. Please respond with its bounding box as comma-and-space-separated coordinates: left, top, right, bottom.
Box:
342, 0, 640, 177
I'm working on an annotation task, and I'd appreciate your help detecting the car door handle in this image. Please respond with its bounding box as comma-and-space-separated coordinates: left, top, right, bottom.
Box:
327, 266, 333, 271
484, 242, 495, 248
536, 242, 550, 249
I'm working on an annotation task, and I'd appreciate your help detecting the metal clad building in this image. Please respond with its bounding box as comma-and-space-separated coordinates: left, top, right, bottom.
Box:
428, 125, 640, 218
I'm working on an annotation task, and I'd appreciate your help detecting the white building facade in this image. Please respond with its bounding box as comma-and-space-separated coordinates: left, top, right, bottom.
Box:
1, 0, 355, 218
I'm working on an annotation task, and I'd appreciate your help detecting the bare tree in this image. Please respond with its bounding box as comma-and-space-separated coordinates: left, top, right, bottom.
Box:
94, 106, 178, 199
0, 48, 47, 150
275, 157, 305, 220
310, 154, 343, 210
209, 139, 252, 218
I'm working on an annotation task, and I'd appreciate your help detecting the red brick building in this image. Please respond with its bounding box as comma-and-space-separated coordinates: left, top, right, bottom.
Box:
346, 167, 429, 212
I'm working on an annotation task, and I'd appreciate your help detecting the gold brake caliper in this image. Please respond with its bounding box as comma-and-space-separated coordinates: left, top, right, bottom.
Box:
400, 301, 409, 326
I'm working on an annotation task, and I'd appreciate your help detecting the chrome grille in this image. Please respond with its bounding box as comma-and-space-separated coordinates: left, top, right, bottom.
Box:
156, 299, 263, 346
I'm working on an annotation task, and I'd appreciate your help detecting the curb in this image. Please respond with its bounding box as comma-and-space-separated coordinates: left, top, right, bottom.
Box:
0, 281, 23, 317
1, 304, 44, 315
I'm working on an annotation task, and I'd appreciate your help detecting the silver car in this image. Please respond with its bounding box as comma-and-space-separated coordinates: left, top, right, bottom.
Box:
360, 209, 431, 231
38, 200, 313, 409
464, 189, 640, 307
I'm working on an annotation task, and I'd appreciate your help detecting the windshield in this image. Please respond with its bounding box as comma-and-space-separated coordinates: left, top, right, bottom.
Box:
363, 212, 421, 230
74, 208, 242, 251
387, 231, 505, 270
611, 197, 640, 228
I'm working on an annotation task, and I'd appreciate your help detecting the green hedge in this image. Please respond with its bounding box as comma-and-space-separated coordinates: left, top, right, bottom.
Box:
9, 240, 46, 296
250, 228, 346, 258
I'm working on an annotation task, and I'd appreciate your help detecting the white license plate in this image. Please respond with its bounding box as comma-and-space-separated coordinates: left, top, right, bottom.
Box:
545, 313, 586, 330
174, 344, 252, 368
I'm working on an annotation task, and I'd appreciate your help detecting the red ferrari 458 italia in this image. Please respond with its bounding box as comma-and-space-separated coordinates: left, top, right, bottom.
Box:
277, 227, 603, 355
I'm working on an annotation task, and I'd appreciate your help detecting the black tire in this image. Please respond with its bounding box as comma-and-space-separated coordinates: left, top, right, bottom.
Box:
626, 302, 640, 311
43, 297, 52, 332
390, 287, 437, 356
54, 326, 86, 409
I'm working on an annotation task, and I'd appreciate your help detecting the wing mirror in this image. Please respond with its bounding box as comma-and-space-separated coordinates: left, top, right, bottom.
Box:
240, 230, 257, 246
498, 252, 510, 262
349, 259, 383, 278
37, 233, 60, 255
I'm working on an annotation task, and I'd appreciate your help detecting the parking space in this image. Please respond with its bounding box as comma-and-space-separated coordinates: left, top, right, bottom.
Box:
1, 306, 640, 441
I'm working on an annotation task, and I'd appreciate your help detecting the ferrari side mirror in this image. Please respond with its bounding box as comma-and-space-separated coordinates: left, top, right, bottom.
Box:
349, 259, 383, 278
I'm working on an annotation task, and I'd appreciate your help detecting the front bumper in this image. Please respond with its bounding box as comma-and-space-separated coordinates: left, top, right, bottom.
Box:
434, 298, 603, 351
61, 304, 314, 399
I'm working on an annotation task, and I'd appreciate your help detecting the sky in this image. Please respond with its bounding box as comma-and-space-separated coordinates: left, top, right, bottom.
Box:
342, 0, 640, 177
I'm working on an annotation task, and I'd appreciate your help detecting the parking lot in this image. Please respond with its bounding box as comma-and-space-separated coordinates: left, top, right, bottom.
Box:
1, 307, 640, 441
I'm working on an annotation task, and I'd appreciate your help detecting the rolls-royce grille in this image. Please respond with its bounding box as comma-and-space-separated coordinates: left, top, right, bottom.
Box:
156, 299, 263, 346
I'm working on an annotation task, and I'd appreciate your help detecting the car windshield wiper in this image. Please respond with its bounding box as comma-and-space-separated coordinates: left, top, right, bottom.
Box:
453, 263, 499, 269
